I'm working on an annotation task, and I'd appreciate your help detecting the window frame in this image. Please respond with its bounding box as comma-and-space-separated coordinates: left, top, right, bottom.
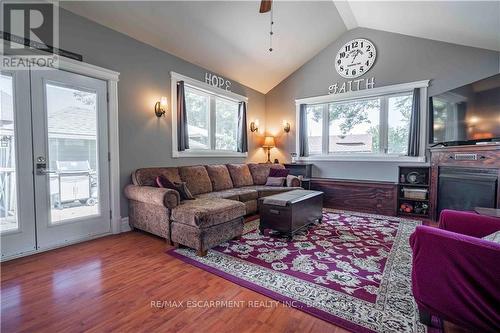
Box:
296, 80, 429, 162
171, 71, 248, 158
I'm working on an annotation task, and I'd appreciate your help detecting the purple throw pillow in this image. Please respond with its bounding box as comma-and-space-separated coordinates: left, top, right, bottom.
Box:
269, 168, 289, 177
156, 175, 176, 189
156, 176, 194, 201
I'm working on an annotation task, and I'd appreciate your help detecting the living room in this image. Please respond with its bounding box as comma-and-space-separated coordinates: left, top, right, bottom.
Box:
1, 1, 499, 332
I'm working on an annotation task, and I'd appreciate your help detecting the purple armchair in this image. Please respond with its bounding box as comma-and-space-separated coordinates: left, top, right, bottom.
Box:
410, 209, 500, 332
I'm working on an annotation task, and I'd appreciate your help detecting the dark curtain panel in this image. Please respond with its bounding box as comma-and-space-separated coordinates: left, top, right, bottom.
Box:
299, 104, 309, 157
407, 88, 420, 156
237, 101, 248, 153
177, 81, 189, 151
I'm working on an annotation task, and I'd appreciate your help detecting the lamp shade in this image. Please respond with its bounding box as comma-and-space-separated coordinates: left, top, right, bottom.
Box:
262, 136, 276, 148
160, 96, 168, 109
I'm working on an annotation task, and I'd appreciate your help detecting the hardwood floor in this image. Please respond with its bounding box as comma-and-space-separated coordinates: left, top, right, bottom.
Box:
1, 230, 349, 333
1, 226, 469, 333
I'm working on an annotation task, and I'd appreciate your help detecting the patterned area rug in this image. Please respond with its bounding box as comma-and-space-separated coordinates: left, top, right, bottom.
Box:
168, 209, 427, 333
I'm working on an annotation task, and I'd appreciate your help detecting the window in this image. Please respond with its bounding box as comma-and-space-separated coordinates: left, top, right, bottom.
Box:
185, 87, 210, 149
184, 86, 239, 151
297, 81, 427, 161
0, 74, 18, 232
328, 97, 381, 154
306, 104, 323, 154
304, 92, 412, 156
215, 98, 239, 151
171, 72, 247, 157
387, 94, 412, 155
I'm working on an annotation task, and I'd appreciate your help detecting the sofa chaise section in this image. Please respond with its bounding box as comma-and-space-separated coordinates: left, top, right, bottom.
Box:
170, 198, 246, 256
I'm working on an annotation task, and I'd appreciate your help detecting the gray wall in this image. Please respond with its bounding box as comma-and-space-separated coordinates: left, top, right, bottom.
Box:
58, 9, 500, 216
265, 27, 500, 181
58, 9, 268, 217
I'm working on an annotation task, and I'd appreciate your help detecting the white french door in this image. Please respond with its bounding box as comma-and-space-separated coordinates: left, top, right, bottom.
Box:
1, 67, 111, 259
31, 69, 111, 249
0, 70, 37, 257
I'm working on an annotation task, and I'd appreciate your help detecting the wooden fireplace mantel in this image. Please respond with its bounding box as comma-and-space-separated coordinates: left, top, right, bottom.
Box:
429, 144, 500, 221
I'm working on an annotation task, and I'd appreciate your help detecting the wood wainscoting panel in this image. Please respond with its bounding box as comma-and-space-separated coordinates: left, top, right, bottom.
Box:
311, 178, 397, 216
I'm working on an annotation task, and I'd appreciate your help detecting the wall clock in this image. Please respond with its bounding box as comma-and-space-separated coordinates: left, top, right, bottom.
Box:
335, 38, 376, 79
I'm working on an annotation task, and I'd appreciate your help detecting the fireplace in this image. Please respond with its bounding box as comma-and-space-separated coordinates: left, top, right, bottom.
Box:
430, 145, 500, 220
437, 167, 498, 217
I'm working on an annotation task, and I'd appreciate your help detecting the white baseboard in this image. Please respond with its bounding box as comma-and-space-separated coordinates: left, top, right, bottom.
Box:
121, 217, 131, 232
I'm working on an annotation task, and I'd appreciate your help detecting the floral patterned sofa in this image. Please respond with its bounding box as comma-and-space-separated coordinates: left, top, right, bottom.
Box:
124, 163, 301, 256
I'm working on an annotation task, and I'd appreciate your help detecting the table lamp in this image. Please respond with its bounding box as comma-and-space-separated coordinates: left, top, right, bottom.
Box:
262, 136, 276, 163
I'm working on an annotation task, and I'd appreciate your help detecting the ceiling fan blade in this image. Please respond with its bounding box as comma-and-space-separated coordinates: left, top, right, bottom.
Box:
259, 0, 272, 13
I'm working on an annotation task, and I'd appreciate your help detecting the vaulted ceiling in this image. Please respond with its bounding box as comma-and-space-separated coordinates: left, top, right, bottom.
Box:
60, 1, 347, 93
336, 1, 500, 53
61, 1, 500, 94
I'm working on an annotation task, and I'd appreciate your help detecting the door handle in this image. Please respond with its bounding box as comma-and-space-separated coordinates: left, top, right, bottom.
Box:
36, 163, 56, 175
38, 168, 57, 175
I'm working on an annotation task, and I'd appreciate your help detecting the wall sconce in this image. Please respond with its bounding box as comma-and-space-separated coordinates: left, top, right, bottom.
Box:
155, 96, 168, 117
250, 119, 259, 132
283, 120, 291, 133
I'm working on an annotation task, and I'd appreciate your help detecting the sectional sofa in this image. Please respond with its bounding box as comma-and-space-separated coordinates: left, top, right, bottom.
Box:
124, 163, 301, 255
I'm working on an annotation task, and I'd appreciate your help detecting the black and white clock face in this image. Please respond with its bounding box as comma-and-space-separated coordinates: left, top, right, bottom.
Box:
335, 39, 376, 79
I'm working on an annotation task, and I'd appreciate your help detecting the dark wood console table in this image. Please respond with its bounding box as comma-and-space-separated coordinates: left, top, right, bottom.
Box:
284, 163, 313, 189
283, 163, 312, 177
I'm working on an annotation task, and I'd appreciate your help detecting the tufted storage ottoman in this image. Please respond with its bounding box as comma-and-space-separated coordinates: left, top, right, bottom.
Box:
170, 198, 246, 256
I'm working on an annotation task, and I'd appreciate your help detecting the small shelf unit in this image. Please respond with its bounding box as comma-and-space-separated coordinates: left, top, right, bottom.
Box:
397, 166, 431, 218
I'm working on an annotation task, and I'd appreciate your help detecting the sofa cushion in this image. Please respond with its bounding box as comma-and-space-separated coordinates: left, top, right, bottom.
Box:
227, 164, 254, 187
171, 198, 245, 228
196, 188, 258, 202
132, 167, 181, 186
235, 188, 259, 202
243, 185, 302, 198
205, 164, 234, 191
195, 191, 239, 201
248, 163, 285, 185
179, 166, 213, 195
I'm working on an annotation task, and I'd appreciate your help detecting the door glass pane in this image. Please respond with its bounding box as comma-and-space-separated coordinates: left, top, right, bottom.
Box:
306, 104, 323, 154
328, 98, 380, 153
387, 93, 412, 155
0, 74, 18, 232
46, 83, 99, 224
215, 98, 238, 151
185, 87, 210, 149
